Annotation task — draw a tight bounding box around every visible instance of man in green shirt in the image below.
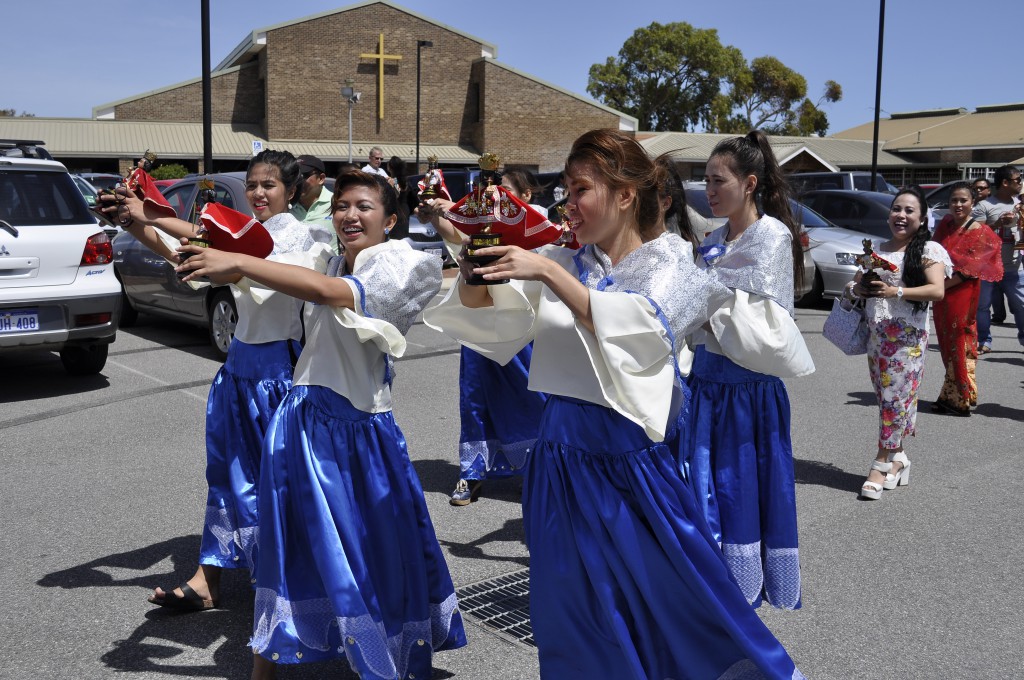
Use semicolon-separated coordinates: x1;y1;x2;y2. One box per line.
291;154;336;251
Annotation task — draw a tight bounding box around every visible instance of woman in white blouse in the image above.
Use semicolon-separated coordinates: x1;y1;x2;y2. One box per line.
687;131;814;611
178;171;466;680
424;130;803;679
105;150;330;612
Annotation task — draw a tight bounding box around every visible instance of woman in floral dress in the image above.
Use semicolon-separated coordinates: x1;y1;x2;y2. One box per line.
851;186;951;500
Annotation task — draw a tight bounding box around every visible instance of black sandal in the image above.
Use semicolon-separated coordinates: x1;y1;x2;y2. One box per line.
149;583;219;612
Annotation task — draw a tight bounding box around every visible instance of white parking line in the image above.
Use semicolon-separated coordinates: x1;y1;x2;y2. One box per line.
109;358;210;404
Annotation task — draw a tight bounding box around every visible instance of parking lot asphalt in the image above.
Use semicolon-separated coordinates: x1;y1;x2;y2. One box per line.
1;297;1022;679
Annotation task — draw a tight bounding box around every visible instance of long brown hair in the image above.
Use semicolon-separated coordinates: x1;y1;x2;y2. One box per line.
565;129;667;242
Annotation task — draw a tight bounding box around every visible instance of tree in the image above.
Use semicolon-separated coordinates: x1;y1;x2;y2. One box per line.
151;163;189;180
0;108;35;117
587;22;745;132
710;57;842;135
588;24;842;136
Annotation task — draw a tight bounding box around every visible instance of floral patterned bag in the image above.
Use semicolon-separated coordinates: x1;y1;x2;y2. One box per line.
823;296;868;355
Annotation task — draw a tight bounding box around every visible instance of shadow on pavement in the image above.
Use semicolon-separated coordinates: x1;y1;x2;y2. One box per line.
37;536;201;591
793;458;862;495
0;352;111;403
843;391;877;408
38;538;454;679
438;517;529;569
972;401;1024;421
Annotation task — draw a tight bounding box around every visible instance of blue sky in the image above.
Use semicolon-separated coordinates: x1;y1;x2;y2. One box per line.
3;0;1018;135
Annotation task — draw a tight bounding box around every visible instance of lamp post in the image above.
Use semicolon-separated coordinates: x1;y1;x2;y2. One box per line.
341;79;361;163
416;40;433;173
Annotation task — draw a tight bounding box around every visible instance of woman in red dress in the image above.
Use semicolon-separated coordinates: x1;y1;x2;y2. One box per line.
931;181;1003;416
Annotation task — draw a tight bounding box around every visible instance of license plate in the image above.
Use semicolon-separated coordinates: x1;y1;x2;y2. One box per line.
0;308;39;334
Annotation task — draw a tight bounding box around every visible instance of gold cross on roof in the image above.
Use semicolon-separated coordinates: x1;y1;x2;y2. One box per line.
360;33;402;120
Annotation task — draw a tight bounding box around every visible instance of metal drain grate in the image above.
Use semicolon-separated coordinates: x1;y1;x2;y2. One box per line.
456;568;535;647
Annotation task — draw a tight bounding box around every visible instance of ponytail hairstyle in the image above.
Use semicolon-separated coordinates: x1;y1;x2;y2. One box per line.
565;129;667;242
709;130;803;291
248;149;302;205
893;185;932;313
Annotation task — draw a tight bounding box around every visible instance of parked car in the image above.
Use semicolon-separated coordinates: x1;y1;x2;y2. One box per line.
71;174;100;208
800;223;879;303
113;172;340;360
0;141;121;375
153;178;180;191
114;172;250;360
78;172;124;193
925;180;965;220
788;171;897;195
798;189;897;240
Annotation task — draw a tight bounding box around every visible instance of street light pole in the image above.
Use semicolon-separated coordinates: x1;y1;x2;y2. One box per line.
341;79;360;163
416;40;433;173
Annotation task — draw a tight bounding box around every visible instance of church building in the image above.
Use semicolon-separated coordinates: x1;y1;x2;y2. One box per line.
4;0;636;176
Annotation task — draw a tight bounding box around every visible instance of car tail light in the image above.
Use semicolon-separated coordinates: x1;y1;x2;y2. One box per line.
81;233;113;265
798;231;810;249
74;312;113;327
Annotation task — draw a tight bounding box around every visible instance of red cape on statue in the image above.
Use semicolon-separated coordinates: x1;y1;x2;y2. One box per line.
199;203;275;258
443;185;574;250
126;168;176;218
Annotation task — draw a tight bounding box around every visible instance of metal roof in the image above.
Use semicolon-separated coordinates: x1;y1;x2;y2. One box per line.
831;104;1024;152
638;131;912;167
0;117;481;163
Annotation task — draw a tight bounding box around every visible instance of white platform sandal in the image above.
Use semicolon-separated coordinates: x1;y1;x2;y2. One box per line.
883;451;911;490
860;459;892;500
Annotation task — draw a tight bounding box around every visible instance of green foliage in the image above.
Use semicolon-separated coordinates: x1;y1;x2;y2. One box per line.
587;22;744;132
0;108;35;117
588;24;841;136
150;163;189;180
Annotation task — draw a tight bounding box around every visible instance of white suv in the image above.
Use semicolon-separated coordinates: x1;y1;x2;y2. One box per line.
0;141;121;375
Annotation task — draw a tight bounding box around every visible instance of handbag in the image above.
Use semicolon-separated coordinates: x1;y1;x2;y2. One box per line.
822;295;868;356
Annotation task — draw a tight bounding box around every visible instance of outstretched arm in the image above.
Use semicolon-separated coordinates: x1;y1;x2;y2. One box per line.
98;187;200;241
177;245;355;309
469;245;593;333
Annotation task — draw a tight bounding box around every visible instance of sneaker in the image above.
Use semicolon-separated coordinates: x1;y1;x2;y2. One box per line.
450;479;483;506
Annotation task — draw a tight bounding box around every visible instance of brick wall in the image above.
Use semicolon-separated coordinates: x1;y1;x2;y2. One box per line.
105;3;625;171
476;61;622;172
264;4;486;145
114;64;263;124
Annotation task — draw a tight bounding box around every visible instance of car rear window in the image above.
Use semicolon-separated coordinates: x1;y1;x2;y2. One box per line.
0;169;94;226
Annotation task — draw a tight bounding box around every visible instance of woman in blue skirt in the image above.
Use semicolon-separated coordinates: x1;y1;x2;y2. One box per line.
420;166;549;505
688;131;815;610
179;170;466;680
108;150;331;611
425;129;804;679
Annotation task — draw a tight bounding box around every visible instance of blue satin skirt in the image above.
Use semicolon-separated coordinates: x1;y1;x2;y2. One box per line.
457;345;546;480
687;346;801;610
250;385;467;677
199;338;297;570
524;395;803;680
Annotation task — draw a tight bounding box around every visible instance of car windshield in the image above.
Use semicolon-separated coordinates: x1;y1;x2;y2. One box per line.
0;170;95;226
